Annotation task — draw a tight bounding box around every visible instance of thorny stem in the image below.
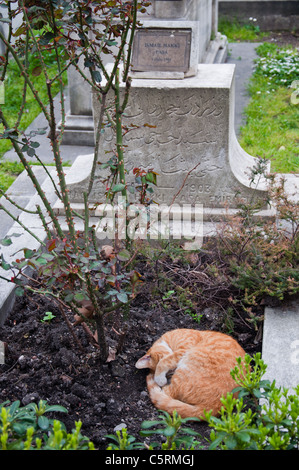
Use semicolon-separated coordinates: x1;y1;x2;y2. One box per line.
122;0;138;82
87;93;107;197
57;302;84;352
85;271;109;362
0;190;38;215
115;69;127;197
15;30;29;129
46;79;77;246
0;0;12;82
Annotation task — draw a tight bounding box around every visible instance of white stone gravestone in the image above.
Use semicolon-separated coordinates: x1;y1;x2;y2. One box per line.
54;0;272;245
58;60;95;146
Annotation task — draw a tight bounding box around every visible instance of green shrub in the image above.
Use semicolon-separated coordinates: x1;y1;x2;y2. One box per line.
218;17;268;42
0;399;95;450
205;353;299;450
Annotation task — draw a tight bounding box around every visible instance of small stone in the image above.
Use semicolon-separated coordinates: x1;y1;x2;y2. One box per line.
22;392;40;406
110;361;126;378
114;423;127;432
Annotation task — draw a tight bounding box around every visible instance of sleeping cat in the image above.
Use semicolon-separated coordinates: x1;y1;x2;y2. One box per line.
135;328;246;419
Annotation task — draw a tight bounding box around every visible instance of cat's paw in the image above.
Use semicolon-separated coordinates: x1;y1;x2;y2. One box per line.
154;372;168;387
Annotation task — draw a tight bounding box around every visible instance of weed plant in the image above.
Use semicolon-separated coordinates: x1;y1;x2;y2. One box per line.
218;16;268;42
136;167;298;330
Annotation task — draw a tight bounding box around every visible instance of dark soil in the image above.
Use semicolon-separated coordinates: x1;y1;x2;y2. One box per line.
260;30;299;48
0;251;263;450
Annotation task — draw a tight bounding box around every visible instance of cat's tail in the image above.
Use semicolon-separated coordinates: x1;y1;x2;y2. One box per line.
146;374;215;420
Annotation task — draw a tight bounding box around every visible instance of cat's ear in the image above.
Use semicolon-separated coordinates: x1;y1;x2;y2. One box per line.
135;354;152;369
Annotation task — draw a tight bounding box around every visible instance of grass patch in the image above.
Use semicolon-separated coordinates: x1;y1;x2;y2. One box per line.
0;47;67;192
0;161;25;192
218;16;269;42
239;43;299;173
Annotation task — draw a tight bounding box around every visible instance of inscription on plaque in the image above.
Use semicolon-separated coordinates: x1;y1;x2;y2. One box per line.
132;29;191;73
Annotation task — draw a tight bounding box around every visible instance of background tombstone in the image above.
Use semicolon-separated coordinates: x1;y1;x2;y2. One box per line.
57;59;95;146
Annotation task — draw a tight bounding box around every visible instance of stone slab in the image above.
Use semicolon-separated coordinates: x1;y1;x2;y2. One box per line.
262;300;299;391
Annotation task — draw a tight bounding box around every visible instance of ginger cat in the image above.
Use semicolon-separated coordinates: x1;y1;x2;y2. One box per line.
135;328;246;419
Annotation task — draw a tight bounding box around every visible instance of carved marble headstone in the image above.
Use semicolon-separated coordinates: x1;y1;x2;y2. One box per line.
59;64;269;217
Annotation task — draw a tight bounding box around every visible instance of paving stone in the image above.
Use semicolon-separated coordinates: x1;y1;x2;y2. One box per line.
262;300;299;391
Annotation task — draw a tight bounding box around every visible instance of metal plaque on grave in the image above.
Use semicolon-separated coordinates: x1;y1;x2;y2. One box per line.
132;29;191;73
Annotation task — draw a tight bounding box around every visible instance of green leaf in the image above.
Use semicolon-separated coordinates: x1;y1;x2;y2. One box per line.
27;147;36;157
15;286;24;296
1;254;11;270
117;249;131;261
0;237;12;246
8;401;21;417
64;293;74;302
141;420;162;429
91;70;102;83
24;248;35;259
74;292;86;302
38;415;50;431
116;292;128;303
163;425;176;437
112;183;126;193
225;434;238;450
12;422;31;436
30;141;40;148
35;257;48;266
43;405;68;414
209;435;225;450
180;427;201;436
236;430;251;443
